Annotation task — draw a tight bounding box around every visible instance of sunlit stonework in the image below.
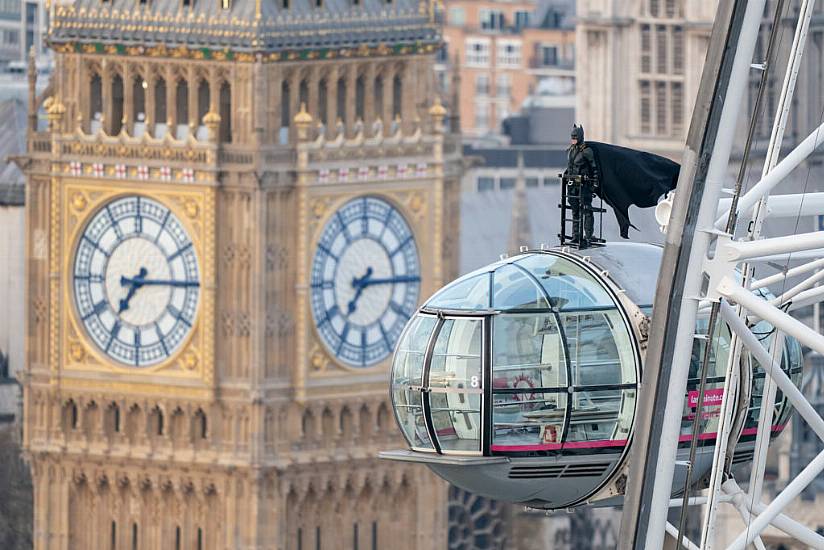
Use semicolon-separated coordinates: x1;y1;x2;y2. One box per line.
20;0;462;546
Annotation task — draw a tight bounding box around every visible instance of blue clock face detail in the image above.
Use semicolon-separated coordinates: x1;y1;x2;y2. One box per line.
310;196;421;368
72;195;200;367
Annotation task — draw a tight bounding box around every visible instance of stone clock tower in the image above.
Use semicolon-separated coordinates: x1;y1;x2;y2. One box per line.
19;0;461;546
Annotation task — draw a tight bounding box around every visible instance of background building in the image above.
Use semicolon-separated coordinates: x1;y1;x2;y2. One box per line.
0;97;26;432
575;0;717;158
20;0;463;547
439;0;575;139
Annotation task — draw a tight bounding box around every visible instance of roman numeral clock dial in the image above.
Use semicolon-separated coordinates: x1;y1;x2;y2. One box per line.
72;195;200;367
310;196;421;368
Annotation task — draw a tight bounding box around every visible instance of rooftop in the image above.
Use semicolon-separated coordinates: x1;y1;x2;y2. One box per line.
50;0;440;55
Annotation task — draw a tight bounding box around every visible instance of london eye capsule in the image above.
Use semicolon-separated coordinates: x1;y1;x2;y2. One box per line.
380;243;802;509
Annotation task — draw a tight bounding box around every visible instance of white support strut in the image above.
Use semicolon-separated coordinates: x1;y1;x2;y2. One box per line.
714;120;824;227
641;2;768;547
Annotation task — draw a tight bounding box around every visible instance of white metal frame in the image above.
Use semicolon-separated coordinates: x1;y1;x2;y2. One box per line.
639;0;824;548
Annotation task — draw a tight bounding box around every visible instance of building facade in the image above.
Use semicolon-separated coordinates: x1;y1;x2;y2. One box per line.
576;0;716;157
19;0;462;547
438;0;575;138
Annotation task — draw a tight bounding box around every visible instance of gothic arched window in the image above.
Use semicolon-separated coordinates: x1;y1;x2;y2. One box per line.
219;81;232;143
336;77;346;124
89;73;102;129
197;79;209;125
176;79;189;130
392;74;402;119
374;76;384;121
318;78;328;124
132;75;146;129
355;75;365;121
154;78;167;128
111;73;124;135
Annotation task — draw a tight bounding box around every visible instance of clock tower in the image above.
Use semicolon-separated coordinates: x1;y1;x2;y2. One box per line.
20;0;461;546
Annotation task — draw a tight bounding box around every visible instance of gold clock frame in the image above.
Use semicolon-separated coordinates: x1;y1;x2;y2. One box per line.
301;187;437;378
53;178;216;396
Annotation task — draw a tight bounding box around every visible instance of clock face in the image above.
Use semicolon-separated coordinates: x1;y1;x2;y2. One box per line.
310;196;421;368
72;195;200;367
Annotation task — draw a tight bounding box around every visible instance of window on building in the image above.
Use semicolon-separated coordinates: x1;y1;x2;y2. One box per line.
648;0;660;17
337;77;347;123
90;73;103;123
497;40;521;67
436;43;448;63
655;25;668;74
480;9;504;30
372;77;382;120
355;75;365;121
111;74;124;135
197;79;209;126
475;74;490;96
221;0;230;8
640;80;652;135
526;177;539;188
219;81;232;143
465;39;490;66
496;74;510;98
477;177;494;192
672;82;683;134
448;6;465;25
176;79;189;127
665;0;682;18
500;177;516;190
673;26;684;74
655;81;667;135
392;75;402;118
640;25;651;73
319;79;329;124
540;45;558;66
475;105;489;131
514;11;530;29
281;80;290;130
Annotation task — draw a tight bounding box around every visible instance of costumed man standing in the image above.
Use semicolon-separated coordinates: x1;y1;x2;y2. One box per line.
564;124;598;246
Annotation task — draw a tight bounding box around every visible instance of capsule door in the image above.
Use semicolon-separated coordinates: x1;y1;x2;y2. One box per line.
425;316;485;455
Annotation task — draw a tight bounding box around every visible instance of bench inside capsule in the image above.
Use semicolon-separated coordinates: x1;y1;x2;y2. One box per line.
380;243;802;509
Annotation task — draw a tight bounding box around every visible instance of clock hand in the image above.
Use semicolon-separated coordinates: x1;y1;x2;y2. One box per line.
354;275;421;288
351;266;374;288
347;266;374;315
119;278;200;288
118;267;148;313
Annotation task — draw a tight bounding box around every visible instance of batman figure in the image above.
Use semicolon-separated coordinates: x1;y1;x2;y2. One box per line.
564;124;598;245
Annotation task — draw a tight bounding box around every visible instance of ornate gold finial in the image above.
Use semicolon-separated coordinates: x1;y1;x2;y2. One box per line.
293;102;313;125
429;96;447;134
294;103;313;141
203;111;221;142
429;95;447;118
45;97;66;131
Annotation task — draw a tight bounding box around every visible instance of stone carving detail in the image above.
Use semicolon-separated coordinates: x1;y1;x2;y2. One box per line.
448;486;507;550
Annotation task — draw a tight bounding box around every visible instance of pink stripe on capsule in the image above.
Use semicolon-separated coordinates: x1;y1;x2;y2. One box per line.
490;439;628;452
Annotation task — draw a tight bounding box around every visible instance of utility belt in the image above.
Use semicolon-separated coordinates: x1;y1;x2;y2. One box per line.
561;174;598;188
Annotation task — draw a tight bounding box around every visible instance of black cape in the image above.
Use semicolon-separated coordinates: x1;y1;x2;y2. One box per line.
587;141;680;238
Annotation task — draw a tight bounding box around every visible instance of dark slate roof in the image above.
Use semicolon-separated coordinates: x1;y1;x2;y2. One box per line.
50;0;439;53
463;145;567;169
0;99;25;206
